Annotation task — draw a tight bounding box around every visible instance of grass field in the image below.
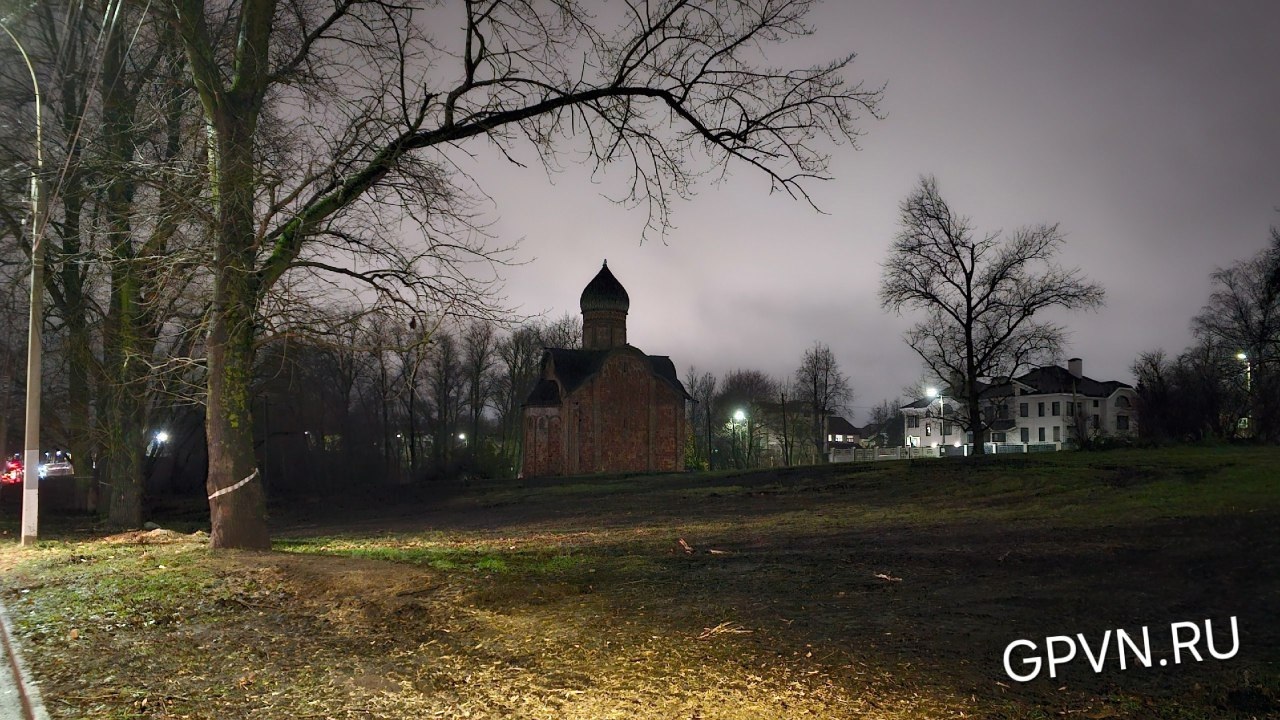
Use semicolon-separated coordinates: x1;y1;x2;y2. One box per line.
1;447;1277;719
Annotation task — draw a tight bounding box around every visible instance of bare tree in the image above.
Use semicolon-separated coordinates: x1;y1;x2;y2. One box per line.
683;366;716;470
427;332;467;471
461;319;496;459
879;176;1105;456
794;342;851;461
766;378;810;466
493;323;543;471
867;398;901;446
1191;237;1280;442
717;369;776;468
538;313;582;350
162;0;881;546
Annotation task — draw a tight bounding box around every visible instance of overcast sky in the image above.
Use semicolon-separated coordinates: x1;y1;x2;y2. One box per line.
463;0;1280;423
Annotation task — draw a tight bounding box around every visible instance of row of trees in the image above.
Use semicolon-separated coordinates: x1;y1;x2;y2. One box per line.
877;176;1279;450
685;342;852;470
0;0;881;547
245;312;582;491
1132;229;1280;444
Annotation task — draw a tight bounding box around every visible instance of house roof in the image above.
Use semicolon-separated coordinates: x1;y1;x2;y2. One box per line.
902;364;1133;409
523;347;692;407
827;416;859;435
1015;365;1132;398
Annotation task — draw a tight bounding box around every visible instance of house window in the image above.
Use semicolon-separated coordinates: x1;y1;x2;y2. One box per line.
992;432;1006;443
1091;414;1100;428
1067;401;1075;415
1093;399;1100;408
1117;415;1130;431
907;416;919;429
1038;402;1045;417
943;422;953;435
1052;401;1060;416
1053;426;1061;442
925;423;932;436
1020;428;1030;443
1117;396;1131;408
835;434;844;442
1038;427;1046;442
1019;403;1029;418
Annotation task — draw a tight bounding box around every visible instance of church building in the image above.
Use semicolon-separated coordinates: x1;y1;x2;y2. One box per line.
521;262;691;476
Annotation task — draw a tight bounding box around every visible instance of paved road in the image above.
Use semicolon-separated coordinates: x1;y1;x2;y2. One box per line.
0;655;25;720
0;601;41;720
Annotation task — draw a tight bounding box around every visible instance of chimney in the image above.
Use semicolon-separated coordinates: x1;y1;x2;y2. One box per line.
1068;358;1083;379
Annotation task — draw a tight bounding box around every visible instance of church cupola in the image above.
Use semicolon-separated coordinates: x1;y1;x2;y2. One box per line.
580;260;629;350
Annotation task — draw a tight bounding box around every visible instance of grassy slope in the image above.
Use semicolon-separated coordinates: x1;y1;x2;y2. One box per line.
0;447;1277;719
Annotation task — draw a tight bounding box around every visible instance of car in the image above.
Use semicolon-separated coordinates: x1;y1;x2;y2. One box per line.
1;455;21;485
39;450;75;478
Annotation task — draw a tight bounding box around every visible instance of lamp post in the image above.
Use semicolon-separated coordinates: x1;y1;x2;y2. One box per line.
926;387;946;450
3;22;46;546
732;409;746;468
1237;352;1251;432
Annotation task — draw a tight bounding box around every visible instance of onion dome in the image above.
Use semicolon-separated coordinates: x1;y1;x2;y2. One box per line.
579;260;630;313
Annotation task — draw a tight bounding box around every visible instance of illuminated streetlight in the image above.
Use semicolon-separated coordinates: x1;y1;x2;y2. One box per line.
926;387;946;449
3;22;47;546
155;431;170;444
1237;352;1252;433
730;409;747;468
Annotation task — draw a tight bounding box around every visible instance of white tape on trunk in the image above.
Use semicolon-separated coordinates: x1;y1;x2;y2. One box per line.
208;468;259;501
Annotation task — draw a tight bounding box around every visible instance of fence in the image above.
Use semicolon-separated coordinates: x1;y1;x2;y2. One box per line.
829;442;1064;463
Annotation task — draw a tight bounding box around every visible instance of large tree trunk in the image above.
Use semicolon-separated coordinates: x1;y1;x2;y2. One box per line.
206;293;269;548
204;99;270;549
967;375;986;457
101;16;145;527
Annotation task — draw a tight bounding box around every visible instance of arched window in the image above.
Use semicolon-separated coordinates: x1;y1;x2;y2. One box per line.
1116;396;1131;408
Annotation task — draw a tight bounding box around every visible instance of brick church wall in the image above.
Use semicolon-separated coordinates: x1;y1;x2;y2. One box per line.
569;352;685;474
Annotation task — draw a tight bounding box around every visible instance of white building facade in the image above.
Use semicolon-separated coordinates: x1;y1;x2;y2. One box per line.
902;358;1138;451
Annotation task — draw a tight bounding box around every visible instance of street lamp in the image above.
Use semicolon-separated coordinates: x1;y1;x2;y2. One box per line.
1237;352;1252;432
926;387;946;449
732;409;746;467
3;22;47;546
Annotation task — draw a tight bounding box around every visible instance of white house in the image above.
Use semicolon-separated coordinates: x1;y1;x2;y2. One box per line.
902;358;1138;450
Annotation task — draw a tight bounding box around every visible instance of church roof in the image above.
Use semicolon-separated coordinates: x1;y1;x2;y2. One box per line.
523;347;692;407
579;261;630;313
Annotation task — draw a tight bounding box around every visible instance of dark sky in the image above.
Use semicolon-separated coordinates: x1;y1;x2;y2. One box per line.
465;0;1280;421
